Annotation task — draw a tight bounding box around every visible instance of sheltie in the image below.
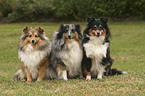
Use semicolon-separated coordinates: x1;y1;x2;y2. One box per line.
50;24;83;80
14;26;53;82
82;17;127;80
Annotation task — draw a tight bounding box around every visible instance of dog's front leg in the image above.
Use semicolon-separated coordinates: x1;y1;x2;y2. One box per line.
97;66;105;80
37;66;47;82
57;64;68;80
57;70;68;80
24;67;32;82
85;69;91;80
36;58;49;82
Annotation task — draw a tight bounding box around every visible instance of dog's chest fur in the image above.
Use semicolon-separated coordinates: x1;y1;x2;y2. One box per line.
59;40;83;77
18;44;48;79
83;36;109;76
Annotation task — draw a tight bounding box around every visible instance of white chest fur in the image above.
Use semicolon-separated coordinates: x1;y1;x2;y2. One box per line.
59;40;83;77
18;44;48;79
83;36;109;76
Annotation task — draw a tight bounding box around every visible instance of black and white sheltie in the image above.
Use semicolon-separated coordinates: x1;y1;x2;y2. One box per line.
82;17;127;80
50;24;83;80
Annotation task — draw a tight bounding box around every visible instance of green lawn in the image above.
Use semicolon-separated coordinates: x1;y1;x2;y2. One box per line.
0;21;145;96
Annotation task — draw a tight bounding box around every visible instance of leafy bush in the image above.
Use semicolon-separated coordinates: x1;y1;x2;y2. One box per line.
51;0;145;21
8;0;54;22
0;0;14;18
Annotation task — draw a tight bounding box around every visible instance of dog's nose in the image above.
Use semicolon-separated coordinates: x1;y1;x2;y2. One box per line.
68;35;71;39
97;32;100;36
32;40;35;44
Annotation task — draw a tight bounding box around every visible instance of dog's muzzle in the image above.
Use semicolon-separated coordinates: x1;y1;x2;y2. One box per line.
31;39;35;44
68;35;71;39
96;30;101;37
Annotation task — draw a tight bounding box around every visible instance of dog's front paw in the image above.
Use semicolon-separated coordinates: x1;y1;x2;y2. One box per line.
63;77;68;80
86;76;91;80
26;79;32;82
97;76;102;80
36;80;41;82
22;79;26;81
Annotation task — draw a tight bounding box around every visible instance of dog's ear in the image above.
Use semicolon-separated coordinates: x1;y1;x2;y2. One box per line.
59;24;64;32
87;17;95;24
75;24;82;39
35;27;45;34
75;24;81;32
23;26;32;33
100;17;108;23
57;24;65;39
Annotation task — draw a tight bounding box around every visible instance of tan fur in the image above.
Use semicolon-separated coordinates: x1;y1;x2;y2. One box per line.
37;57;49;81
84;69;91;76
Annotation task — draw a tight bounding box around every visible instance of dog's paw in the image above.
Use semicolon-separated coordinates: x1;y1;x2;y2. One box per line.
63;77;68;80
36;80;41;82
22;79;26;82
26;79;32;82
97;76;102;80
86;76;91;80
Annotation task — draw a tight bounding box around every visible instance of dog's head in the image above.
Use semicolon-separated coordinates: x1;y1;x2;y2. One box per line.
84;17;110;38
57;24;82;41
21;26;45;46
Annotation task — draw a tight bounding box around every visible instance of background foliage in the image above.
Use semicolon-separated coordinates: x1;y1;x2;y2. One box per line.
0;0;145;22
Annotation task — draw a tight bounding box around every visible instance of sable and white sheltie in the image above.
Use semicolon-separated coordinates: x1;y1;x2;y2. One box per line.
82;17;127;80
14;26;53;82
50;24;83;80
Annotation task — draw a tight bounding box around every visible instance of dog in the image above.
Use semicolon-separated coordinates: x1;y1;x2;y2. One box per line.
82;17;127;80
14;26;52;82
50;24;83;80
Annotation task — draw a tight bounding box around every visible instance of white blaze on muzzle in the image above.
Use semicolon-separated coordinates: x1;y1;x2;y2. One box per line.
96;30;101;36
65;24;76;39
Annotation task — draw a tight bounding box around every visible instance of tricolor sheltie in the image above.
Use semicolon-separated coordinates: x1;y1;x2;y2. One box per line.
82;17;127;80
50;24;83;80
14;26;52;82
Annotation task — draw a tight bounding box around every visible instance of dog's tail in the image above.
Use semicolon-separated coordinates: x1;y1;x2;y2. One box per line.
13;69;25;81
110;69;128;75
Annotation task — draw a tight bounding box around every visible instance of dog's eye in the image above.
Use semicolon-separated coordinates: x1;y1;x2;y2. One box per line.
99;25;102;29
71;29;75;33
93;26;97;29
65;30;68;33
29;35;32;37
35;35;38;37
93;32;96;35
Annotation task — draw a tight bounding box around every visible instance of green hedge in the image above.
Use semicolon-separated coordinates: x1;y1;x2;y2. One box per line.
0;0;14;19
8;0;54;22
52;0;145;21
0;0;145;22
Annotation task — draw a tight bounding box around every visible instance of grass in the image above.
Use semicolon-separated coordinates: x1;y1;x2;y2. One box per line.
0;21;145;96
